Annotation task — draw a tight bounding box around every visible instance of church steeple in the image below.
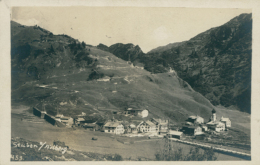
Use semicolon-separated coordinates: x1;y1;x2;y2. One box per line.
211;109;217;122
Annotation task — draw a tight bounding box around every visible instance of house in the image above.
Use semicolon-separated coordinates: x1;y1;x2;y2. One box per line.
125;108;149;118
182;125;203;135
187;115;204;124
220;117;231;128
104;122;124;134
60;117;74;126
124;123;138;134
75;117;86;126
167;130;183;139
206;121;225;132
83;123;97;131
150;118;168;134
137;120;157;133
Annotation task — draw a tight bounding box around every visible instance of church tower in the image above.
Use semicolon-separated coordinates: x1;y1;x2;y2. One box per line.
211;109;217;122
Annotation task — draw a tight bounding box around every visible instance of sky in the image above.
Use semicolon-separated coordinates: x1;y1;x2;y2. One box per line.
11;7;251;53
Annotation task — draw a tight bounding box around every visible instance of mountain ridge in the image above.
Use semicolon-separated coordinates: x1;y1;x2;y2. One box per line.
97;13;252;113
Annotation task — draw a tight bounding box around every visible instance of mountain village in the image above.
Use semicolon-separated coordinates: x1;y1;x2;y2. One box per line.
33;106;231;140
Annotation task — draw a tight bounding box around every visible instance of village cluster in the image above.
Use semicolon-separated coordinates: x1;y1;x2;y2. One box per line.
33;107;231;139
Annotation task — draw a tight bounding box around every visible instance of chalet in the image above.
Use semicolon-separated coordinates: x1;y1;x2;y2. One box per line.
60;117;74;126
124;123;138;134
150;118;168;134
206;121;225;132
125;108;149;118
187;115;204;124
220;117;231;128
83;123;97;131
137;121;157;133
167;130;183;139
104;122;124;134
75;117;86;126
182;125;203;135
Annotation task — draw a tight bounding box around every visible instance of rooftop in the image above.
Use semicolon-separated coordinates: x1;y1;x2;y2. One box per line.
168;130;183;136
84;123;96;127
60;117;72;120
220;117;230;122
183;125;200;129
104;122;122;128
206;121;225;126
145;120;156;126
55;114;64;118
126;109;146;111
76;118;85;122
188;116;197;119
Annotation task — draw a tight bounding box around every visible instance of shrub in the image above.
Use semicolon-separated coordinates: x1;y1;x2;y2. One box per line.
113;154;123;161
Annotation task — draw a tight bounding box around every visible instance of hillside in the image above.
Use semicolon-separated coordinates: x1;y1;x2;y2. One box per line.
11;21;216;123
104;13;252;113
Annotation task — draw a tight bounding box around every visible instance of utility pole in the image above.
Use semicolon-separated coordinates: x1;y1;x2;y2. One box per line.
162;119;171;160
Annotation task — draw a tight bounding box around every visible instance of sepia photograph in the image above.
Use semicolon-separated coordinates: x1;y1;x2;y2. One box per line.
5;4;254;162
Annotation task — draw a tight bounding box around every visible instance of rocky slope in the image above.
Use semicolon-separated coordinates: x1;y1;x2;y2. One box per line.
11;21;215;123
97;43;145;67
103;13;252;113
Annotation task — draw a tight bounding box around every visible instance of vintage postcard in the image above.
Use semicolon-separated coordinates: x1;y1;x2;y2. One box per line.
0;0;260;164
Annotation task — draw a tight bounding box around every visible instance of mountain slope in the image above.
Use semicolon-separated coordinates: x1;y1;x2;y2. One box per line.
11;21;216;123
108;13;251;113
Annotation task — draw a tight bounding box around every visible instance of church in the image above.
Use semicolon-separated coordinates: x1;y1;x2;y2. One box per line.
206;109;227;132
